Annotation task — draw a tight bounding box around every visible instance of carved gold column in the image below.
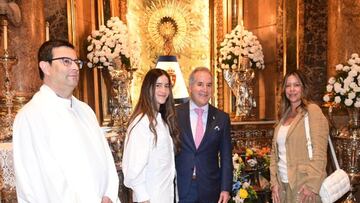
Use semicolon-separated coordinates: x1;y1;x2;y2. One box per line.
0;0;44;115
328;1;360;77
119;0;127;23
215;0;224;110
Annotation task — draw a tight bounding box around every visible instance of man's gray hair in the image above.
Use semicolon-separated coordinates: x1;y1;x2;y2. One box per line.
189;67;212;85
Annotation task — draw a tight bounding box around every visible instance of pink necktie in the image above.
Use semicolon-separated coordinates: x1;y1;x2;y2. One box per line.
194;108;204;148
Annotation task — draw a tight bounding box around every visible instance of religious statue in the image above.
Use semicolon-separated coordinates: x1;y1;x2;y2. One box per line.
158;16;177;55
0;0;21;26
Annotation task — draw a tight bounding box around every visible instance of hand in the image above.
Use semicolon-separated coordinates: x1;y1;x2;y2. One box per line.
101;196;112;203
271;185;281;203
217;191;230;203
297;185;316;203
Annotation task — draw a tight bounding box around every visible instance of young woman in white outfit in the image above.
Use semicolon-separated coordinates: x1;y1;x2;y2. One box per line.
122;69;180;203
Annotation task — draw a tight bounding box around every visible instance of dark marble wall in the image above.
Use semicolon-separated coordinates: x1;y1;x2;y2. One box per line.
277;0;328;105
276;0;284;119
44;0;68;41
302;0;328;103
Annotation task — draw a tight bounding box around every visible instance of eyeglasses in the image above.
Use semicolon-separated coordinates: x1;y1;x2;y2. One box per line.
48;57;84;69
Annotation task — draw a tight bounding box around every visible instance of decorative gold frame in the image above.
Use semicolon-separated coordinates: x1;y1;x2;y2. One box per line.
127;0;214;107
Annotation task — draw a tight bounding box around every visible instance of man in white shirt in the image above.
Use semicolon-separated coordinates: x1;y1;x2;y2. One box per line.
13;40;120;203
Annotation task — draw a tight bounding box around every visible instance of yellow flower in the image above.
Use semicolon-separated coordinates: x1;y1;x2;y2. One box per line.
238;188;248;199
246;148;253;157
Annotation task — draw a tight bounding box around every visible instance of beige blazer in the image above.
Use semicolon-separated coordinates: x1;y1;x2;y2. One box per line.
270;103;329;194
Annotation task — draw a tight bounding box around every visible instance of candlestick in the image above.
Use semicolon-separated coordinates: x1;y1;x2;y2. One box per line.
0;51;17;142
3;19;8;50
45;21;49;41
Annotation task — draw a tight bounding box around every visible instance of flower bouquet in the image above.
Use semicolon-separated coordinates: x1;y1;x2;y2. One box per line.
230;147;271;203
218;24;265;71
234;147;271;171
231;153;258;203
323;53;360;108
86;16;140;71
231;180;258;203
218;24;265;119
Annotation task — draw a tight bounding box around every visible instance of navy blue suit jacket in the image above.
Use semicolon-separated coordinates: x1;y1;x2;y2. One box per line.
175;102;233;202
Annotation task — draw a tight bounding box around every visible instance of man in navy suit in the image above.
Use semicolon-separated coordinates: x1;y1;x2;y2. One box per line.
175;67;233;203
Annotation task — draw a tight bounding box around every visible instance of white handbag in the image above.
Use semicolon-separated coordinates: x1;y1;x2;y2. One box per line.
304;114;350;203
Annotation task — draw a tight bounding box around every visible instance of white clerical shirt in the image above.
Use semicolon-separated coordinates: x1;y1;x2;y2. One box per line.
13;85;120;203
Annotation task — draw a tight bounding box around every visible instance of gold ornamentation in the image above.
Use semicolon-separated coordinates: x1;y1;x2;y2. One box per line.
108;57;135;129
0;45;17;142
223;57;256;120
127;0;208;105
215;0;224;110
143;0;197;54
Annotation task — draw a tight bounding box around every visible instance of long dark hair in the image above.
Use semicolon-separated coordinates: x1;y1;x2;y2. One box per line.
127;68;181;153
280;70;312;118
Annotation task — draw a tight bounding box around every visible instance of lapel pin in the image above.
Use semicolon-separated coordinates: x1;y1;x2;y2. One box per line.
214;126;220;131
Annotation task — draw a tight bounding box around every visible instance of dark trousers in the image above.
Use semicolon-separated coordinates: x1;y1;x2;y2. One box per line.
179;179;199;203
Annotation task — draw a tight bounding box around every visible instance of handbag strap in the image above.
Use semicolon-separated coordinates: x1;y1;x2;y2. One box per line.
328;136;340;170
304;113;313;160
304;113;340;170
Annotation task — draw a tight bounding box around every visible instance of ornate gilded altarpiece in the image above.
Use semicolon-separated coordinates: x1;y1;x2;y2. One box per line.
127;0;211;104
67;0;279;125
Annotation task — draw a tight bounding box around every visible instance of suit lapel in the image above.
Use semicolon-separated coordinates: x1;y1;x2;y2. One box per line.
286;109;306;139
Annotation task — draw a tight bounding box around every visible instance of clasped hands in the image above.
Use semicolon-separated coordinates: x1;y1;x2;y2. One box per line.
271;184;316;203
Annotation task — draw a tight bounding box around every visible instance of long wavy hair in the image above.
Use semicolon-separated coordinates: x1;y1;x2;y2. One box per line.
279;70;312;118
127;68;181;153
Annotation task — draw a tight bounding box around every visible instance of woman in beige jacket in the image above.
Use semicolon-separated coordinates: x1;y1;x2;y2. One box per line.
270;70;329;203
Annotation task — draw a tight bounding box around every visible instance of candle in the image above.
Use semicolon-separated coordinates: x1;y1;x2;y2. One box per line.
3;20;7;50
241;20;244;27
45;22;49;41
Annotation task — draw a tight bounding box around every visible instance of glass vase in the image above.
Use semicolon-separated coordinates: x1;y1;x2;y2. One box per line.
347;107;360;138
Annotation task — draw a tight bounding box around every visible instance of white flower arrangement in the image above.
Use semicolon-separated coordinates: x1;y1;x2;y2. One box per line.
218;24;265;70
86;16;140;71
323;53;360;107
